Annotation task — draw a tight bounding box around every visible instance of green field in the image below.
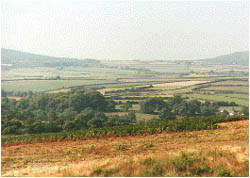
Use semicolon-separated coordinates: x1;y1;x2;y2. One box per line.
183;93;249;106
1;66;140;80
1;63;249;109
219;106;243;111
209;80;249;86
222;93;249;100
1;79;114;92
201;85;249;93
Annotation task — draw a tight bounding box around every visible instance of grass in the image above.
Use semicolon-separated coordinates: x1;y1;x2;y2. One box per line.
202;86;249;93
222;93;249;100
117;78;180;83
1;66;137;80
219;106;243;112
2;120;248;177
1;79;115;92
153;81;209;89
150;65;191;73
92;150;247;177
135;113;158;122
209;80;249;86
184;93;249;106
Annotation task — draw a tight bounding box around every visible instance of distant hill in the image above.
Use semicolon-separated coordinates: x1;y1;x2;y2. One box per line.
1;48;100;68
201;51;249;66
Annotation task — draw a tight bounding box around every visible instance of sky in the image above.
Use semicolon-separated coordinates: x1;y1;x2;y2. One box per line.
1;0;249;60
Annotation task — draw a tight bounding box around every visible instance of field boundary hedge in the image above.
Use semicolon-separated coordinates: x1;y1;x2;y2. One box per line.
2;115;248;146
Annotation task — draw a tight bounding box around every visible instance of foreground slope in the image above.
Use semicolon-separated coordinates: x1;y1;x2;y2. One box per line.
1;120;249;177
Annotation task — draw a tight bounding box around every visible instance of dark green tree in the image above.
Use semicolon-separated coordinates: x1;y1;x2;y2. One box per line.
87;118;103;128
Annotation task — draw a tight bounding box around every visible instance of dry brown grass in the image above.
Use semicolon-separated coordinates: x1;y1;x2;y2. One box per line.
1;120;248;177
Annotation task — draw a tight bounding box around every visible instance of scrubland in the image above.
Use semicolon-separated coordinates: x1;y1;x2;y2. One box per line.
2;120;248;177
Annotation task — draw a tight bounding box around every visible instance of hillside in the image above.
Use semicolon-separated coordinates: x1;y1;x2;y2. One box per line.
2;48;249;68
1;48;100;68
2;120;248;177
202;51;249;66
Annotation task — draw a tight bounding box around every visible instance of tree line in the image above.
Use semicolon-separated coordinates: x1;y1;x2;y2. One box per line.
2;89;247;136
1;89;136;135
140;96;242;120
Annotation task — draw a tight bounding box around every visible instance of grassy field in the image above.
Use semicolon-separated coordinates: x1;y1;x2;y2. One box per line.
1;79;115;92
149;65;191;73
105;111;157;122
1;120;248;177
219;106;243;111
201;86;249;93
2;64;249;114
117;78;181;83
152;81;209;89
183;93;249;106
209;80;249;86
222;93;249;100
1;66;138;80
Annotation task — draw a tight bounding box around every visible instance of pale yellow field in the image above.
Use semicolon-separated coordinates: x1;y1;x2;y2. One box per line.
99;80;210;95
98;87;130;94
117;78;184;83
153;81;209;88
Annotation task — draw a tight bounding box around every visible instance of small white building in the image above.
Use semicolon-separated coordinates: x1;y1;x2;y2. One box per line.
220;109;236;116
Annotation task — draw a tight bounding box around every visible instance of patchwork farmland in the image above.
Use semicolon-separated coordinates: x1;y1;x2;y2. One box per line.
1;49;249;177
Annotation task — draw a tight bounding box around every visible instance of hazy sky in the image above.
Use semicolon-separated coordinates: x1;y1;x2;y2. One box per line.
1;1;249;60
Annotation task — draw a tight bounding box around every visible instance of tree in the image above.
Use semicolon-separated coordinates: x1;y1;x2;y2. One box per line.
33;95;49;110
201;105;217;116
127;111;137;123
34;109;47;121
79;108;95;120
187;100;201;116
106;100;116;111
68;92;88;113
58;108;77;121
48;110;57;121
1;90;7;97
94;112;108;122
16;99;30;110
140;98;166;114
87;118;103;128
172;101;189;116
168;95;183;106
86;90;108;111
74;111;92;129
63;121;77;131
27;121;46;134
45;122;62;132
239;106;249;116
2;125;19;135
103;117;119;127
159;104;175;120
121;102;132;111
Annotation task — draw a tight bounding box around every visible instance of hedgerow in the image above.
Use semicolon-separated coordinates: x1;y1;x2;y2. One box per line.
2;115;248;146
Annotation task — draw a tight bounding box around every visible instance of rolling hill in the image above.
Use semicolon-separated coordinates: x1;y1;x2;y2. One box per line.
2;48;249;68
202;51;249;66
1;48;100;68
